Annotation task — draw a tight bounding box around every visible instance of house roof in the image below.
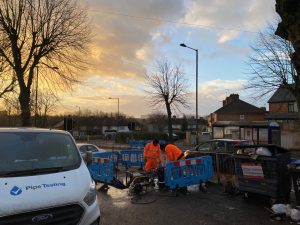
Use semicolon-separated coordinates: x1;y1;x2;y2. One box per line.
266;112;298;120
214;99;265;114
268;87;296;103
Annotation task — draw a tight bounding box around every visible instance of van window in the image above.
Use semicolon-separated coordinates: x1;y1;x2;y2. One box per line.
0;132;81;177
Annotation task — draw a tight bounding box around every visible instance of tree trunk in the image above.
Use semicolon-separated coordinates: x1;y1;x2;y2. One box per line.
296;95;300;127
19;87;31;126
166;103;173;142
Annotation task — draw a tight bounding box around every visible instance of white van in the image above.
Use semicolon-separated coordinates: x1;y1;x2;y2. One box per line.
0;128;100;225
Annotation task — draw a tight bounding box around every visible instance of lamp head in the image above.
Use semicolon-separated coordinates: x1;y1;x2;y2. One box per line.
180;43;187;47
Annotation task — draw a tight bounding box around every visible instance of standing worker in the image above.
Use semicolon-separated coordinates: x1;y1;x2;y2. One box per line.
162;143;185;162
143;139;161;172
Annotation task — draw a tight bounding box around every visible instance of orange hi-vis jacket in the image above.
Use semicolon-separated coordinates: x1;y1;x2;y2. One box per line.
143;142;161;171
165;144;184;162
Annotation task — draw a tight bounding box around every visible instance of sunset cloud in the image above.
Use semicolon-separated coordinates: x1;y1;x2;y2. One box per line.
53;0;276;117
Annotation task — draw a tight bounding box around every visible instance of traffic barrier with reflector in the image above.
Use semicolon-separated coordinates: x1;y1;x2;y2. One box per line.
88;157;115;184
164;156;213;190
119;150;144;167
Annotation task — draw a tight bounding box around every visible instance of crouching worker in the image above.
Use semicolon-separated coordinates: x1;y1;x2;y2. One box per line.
161;143;188;194
143;139;161;172
162;143;185;162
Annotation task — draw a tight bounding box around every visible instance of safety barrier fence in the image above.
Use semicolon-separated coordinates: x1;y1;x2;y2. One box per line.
89;154;213;190
162;156;213;190
92;150;168;168
119;150;144;167
90;150;234;185
89;157;115;184
93;151;119;164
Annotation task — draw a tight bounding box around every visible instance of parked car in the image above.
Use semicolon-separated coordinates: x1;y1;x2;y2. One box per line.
194;139;252;153
0;128;100;225
104;129;117;140
77;143;106;157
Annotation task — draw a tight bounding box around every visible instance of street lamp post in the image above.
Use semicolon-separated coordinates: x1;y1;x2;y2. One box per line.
108;97;120;131
180;43;199;145
76;105;81;116
76;105;81;137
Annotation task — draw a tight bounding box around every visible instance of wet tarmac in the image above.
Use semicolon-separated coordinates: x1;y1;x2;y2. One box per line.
97;183;291;225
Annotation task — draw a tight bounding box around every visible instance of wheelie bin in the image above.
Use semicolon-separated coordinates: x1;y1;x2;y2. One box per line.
234;145;291;204
289;160;300;206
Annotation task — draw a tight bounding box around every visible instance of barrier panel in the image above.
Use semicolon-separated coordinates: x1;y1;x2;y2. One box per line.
164;156;213;190
93;151;120;164
119;150;144;167
128;140;146;148
88;157;115;184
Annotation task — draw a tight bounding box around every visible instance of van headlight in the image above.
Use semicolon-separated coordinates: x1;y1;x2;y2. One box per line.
83;180;97;206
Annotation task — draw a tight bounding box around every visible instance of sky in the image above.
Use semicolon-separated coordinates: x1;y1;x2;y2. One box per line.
58;0;277;118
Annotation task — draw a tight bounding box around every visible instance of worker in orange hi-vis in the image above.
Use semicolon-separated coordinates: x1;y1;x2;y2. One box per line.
143;139;161;172
163;144;185;162
161;143;189;194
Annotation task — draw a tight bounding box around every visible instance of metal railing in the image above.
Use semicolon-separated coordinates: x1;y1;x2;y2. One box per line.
187;151;236;184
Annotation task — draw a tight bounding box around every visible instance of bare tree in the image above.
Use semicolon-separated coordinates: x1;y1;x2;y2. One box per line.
275;1;300;121
246;23;300;119
3;93;21;116
0;0;90;126
145;60;190;142
36;91;59;127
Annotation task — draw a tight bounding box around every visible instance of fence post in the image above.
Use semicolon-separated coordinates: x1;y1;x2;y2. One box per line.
215;152;221;184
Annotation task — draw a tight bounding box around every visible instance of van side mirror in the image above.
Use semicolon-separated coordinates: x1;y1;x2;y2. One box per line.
85;151;93;166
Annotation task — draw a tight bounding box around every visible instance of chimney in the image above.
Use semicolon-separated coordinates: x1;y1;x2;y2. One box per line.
223;94;239;106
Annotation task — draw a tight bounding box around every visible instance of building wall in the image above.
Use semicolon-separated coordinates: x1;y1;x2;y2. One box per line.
215;113;265;121
269;103;288;113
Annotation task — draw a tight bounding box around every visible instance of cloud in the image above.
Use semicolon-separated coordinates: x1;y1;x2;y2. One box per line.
218;30;240;44
54;0;275;117
83;0;186;80
183;0;275;43
58;77;246;117
188;79;248;115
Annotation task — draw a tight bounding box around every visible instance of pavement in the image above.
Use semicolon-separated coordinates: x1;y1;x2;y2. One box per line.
97;183;291;225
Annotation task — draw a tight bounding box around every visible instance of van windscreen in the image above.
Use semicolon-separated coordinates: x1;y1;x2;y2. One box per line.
0;132;81;177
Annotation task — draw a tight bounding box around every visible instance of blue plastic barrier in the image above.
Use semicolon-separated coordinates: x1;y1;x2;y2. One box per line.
119;150;144;167
89;157;115;183
164;156;213;190
93;151;120;164
128;140;146;148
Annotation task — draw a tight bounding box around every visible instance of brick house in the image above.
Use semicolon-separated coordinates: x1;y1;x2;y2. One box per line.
209;94;273;142
210;94;266;124
266;86;298;125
